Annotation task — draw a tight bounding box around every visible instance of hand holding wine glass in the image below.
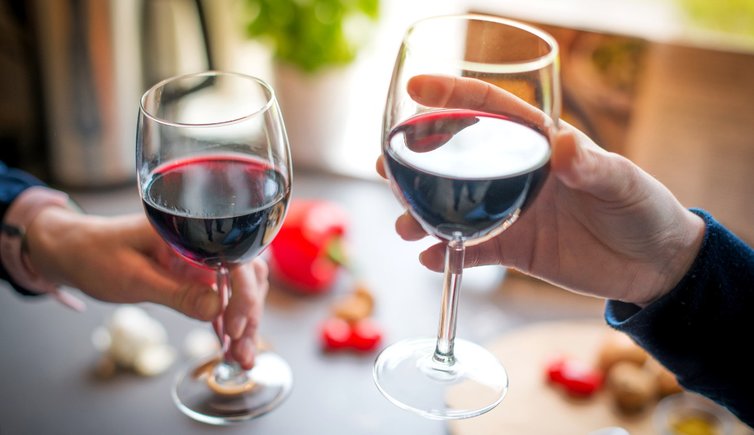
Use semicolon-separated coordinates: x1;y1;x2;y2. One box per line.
373;15;561;419
16;205;269;359
382;73;706;308
137;71;293;424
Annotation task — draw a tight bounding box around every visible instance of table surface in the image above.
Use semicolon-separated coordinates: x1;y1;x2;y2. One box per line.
0;171;605;435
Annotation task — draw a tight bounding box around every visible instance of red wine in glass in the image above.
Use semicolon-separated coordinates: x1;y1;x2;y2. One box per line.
384;109;550;243
137;71;293;425
374;14;560;420
142;154;289;267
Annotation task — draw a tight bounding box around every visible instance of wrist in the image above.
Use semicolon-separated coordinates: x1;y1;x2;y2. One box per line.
635;209;706;308
0;187;85;311
25;206;83;285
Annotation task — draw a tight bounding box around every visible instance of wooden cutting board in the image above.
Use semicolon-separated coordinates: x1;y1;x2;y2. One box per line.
447;320;655;435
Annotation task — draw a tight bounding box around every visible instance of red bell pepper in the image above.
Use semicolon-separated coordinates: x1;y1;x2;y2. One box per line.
268;199;350;294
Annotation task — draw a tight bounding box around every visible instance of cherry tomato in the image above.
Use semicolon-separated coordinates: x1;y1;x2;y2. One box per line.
348;319;383;352
319;317;384;352
546;357;603;397
320;317;351;350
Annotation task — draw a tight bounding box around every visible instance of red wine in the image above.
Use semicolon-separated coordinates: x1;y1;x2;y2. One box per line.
142;154;289;267
385;110;550;241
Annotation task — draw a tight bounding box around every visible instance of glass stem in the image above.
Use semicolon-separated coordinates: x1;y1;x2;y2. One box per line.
211;267;251;386
433;234;465;366
212;266;233;364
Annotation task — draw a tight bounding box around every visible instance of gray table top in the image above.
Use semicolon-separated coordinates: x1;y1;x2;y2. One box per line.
0;171;603;435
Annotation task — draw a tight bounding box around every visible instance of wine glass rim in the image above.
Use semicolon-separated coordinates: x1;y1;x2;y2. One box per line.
404;14;559;74
139;70;276;127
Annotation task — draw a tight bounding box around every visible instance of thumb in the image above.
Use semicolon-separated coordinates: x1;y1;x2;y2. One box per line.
551;128;593;188
123;216;222;320
167;282;222;321
133;264;222;321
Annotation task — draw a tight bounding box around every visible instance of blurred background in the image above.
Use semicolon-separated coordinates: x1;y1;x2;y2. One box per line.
1;0;752;243
1;1;753;433
1;0;754;301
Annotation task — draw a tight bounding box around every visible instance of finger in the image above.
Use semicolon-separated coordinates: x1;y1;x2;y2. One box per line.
463;238;507;269
231;335;257;370
251;258;270;288
147;254;220;320
551;128;638;201
418;243;445;272
418;240;505;273
407;75;547;128
395;212;428;241
375;156;387;179
224;263;265;340
130;262;221;321
226;261;268;369
109;219;220;320
400;113;480;153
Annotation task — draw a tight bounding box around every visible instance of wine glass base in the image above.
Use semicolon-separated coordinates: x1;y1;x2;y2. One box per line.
172;351;293;425
373;337;508;420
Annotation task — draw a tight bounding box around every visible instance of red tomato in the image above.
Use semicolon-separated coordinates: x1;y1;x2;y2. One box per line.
546;357;603;397
546;358;568;384
348;319;383;352
319;317;384;353
320;318;352;350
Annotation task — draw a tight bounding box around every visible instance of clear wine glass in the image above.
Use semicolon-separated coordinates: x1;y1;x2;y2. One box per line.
136;71;293;425
374;15;561;419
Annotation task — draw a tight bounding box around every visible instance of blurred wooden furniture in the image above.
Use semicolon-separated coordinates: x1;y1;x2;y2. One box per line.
470;0;754;244
626;44;754;244
468;0;754;55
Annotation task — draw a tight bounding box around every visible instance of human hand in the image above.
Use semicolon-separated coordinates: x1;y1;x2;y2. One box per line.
24;209;268;369
377;74;705;307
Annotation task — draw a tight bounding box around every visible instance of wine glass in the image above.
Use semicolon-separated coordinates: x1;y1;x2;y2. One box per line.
136;71;293;425
374;15;561;419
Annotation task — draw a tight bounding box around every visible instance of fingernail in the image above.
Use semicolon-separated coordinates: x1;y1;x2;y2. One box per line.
418;251;427;266
415;77;445;104
236;337;256;368
196;290;220;320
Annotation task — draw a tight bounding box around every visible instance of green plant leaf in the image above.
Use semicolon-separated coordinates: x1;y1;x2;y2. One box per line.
242;0;380;73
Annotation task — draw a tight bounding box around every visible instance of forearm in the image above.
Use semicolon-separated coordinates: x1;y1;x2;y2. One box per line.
605;209;754;427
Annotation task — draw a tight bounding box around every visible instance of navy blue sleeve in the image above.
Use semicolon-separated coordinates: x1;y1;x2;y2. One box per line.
605;209;754;428
0;161;47;296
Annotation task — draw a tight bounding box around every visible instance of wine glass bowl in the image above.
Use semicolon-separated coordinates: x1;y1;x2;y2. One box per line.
374;15;561;420
383;108;552;244
137;71;293;425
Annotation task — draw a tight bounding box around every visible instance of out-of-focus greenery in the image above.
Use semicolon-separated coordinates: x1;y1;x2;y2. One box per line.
590;37;647;94
242;0;380;73
678;0;754;39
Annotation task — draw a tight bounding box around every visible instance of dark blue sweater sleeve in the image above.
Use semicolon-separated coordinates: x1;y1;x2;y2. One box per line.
0;161;47;296
605;209;754;428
